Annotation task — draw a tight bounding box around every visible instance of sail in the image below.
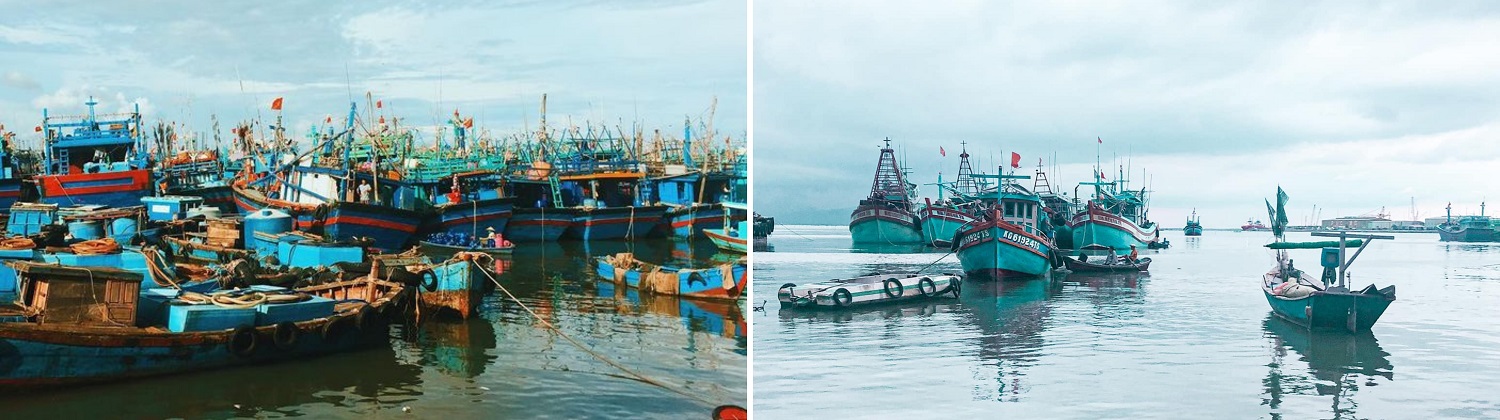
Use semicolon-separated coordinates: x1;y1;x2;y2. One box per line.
1274;187;1289;236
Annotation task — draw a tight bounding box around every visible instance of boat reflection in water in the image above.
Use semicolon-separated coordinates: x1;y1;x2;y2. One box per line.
776;299;958;322
405;318;499;379
597;281;746;350
955;277;1060;402
1261;316;1393;419
0;345;421;418
849;243;932;255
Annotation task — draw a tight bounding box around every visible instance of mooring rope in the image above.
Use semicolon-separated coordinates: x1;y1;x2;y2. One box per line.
473;267;716;406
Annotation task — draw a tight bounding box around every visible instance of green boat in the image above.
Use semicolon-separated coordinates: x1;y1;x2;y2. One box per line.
1184;209;1203;236
850;138;922;244
1261;188;1395;332
953;172;1055;279
1068;166;1159;254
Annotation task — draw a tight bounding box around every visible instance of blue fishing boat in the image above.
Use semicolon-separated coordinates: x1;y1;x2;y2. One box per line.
150;121;235;214
1184;209;1203;236
0;262;407;390
557;172;667;240
655;171;736;238
414;254;494;319
503;177;574;242
851;138;923;244
0;130;31;212
1261;188;1395;332
1068;167;1160;254
423;171;513;237
704;202;749;254
1436;202;1492;242
31;98;153;208
595;253;746;301
953;172;1056;279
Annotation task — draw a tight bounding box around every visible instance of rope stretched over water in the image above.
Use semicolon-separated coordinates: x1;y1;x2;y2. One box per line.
473;265;716;407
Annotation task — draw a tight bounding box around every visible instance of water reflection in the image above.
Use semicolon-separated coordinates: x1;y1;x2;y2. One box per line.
776;300;958;322
0;345;422;419
406;318;499;379
1185;236;1202;249
956;278;1060;402
849;243;935;254
1261;316;1393;419
597;283;746;343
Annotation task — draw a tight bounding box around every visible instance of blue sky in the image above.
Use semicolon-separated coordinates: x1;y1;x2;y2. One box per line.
754;1;1500;227
1;0;744;150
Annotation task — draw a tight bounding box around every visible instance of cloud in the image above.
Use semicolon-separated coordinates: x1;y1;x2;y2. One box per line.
2;71;39;92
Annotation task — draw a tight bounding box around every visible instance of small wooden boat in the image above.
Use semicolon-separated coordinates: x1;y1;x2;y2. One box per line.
415;253;496;319
594;253;745;301
1062;255;1151;273
1261;190;1395;332
419;240;515;255
777;272;963;309
0;261;407;390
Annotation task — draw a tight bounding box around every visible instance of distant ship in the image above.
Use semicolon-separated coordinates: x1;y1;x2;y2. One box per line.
1241;219;1269;231
1184;209;1203;236
1437;202;1494;242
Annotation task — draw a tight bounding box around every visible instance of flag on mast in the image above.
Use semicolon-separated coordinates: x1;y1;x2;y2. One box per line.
270;97;284;111
1097;137;1103;144
1010;152;1021;168
940;146;946;157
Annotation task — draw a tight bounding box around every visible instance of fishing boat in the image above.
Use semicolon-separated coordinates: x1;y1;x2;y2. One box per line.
1436;202;1493;242
918;144;983;248
424;171;514;238
703;202;749;254
151;122;234;214
777;272;963;308
1242;219;1269;231
1261;188;1395;332
503;176;575;242
0;129;32;213
594;252;745;300
0;262;406;390
415;253;495;318
29;98;153;208
418;231;516;256
953;170;1056;279
1032;162;1076;250
1184;209;1203;236
1069;170;1159;254
1061;255;1151;273
850;138;923;244
654;170;736;238
554;171;667;240
753;212;774;249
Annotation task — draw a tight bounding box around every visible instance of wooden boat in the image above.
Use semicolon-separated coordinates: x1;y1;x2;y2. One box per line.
778;272;963;309
414;253;495;319
594;253;745;301
703;202;748;254
1261;190;1395;332
1061;255;1151;273
0;261;407;390
850;139;923;244
953;176;1056;279
30;99;155;208
1068;165;1159;252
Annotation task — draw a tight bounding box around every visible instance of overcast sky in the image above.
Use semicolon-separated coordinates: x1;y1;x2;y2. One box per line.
754;1;1500;227
1;0;743;150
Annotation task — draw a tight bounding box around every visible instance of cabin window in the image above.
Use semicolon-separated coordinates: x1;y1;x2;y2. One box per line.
1005;202;1015;217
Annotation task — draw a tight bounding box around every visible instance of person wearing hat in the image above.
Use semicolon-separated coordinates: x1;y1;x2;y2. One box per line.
1127;244;1139;264
483;227;499;248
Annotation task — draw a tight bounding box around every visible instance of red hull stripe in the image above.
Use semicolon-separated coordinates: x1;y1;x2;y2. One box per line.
511;219;573;227
439;212;511;228
324;216;418;233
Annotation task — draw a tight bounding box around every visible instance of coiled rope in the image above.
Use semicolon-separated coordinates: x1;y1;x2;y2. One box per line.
70;238;121;255
0;237;36;250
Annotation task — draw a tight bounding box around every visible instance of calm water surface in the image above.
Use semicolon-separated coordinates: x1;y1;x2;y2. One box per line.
754;225;1500;418
0;238;746;419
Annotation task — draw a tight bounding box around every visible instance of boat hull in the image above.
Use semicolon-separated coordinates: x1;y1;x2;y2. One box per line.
34;170;153;208
849;205;923;244
324;202;424;251
703;228;747;254
1062;256;1151;273
177;184;236;215
1438;226;1493;242
505;208;574;242
954;220;1054;279
919;205;975;248
422;259;492;318
1263;287;1394;332
778;273;962;308
564;206;667;240
1068;207;1158;254
0;178;22;213
664;203;725;238
433;198;513;236
1184;226;1203;236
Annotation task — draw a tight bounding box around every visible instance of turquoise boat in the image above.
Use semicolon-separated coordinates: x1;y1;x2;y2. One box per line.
419;255;494;319
1184;209;1203;236
1261;188;1395;332
850;138;922;244
953;173;1055;279
1436;202;1493;242
704;202;749;254
1068;168;1159;254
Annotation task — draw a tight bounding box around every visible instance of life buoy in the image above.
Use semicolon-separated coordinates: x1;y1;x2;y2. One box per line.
832;288;853;306
227;325;259;358
917;277;937;296
271;321;299;351
883;278;904;299
322;316;349;341
420;270;439;292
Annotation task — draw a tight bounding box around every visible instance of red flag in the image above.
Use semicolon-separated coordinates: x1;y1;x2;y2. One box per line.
940;146;946;157
34;125;42;132
463;117;474;129
1100;171;1108;180
1097;137;1102;144
378;116;386;124
1010;152;1021;168
271;97;283;111
325;115;332;123
376;100;383;109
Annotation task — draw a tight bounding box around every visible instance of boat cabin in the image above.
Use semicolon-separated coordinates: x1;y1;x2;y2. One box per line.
41;98;146;176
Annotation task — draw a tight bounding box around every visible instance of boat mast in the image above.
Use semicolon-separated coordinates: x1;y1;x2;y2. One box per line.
869;137;910;204
955;141;977;196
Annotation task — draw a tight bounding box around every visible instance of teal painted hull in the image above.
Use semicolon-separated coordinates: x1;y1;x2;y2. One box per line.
1184;225;1203;236
1263;287;1393;332
920;216;969;248
1072;222;1149;254
850;218;923;244
954;224;1052;279
1053;224;1074;249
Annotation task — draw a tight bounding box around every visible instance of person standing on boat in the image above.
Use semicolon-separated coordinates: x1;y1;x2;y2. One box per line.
447;177;462;204
357;180;373;204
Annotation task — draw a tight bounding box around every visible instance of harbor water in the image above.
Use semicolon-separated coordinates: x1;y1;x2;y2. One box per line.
754;226;1500;418
0;239;746;418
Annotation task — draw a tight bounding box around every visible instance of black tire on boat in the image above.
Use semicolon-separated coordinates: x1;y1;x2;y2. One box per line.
322;316;350;341
833;288;853;306
228;325;259;358
883;278;904;299
272;321;300;351
918;277;936;296
355;305;379;331
951;279;963;297
779;283;796;291
420;269;439;292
